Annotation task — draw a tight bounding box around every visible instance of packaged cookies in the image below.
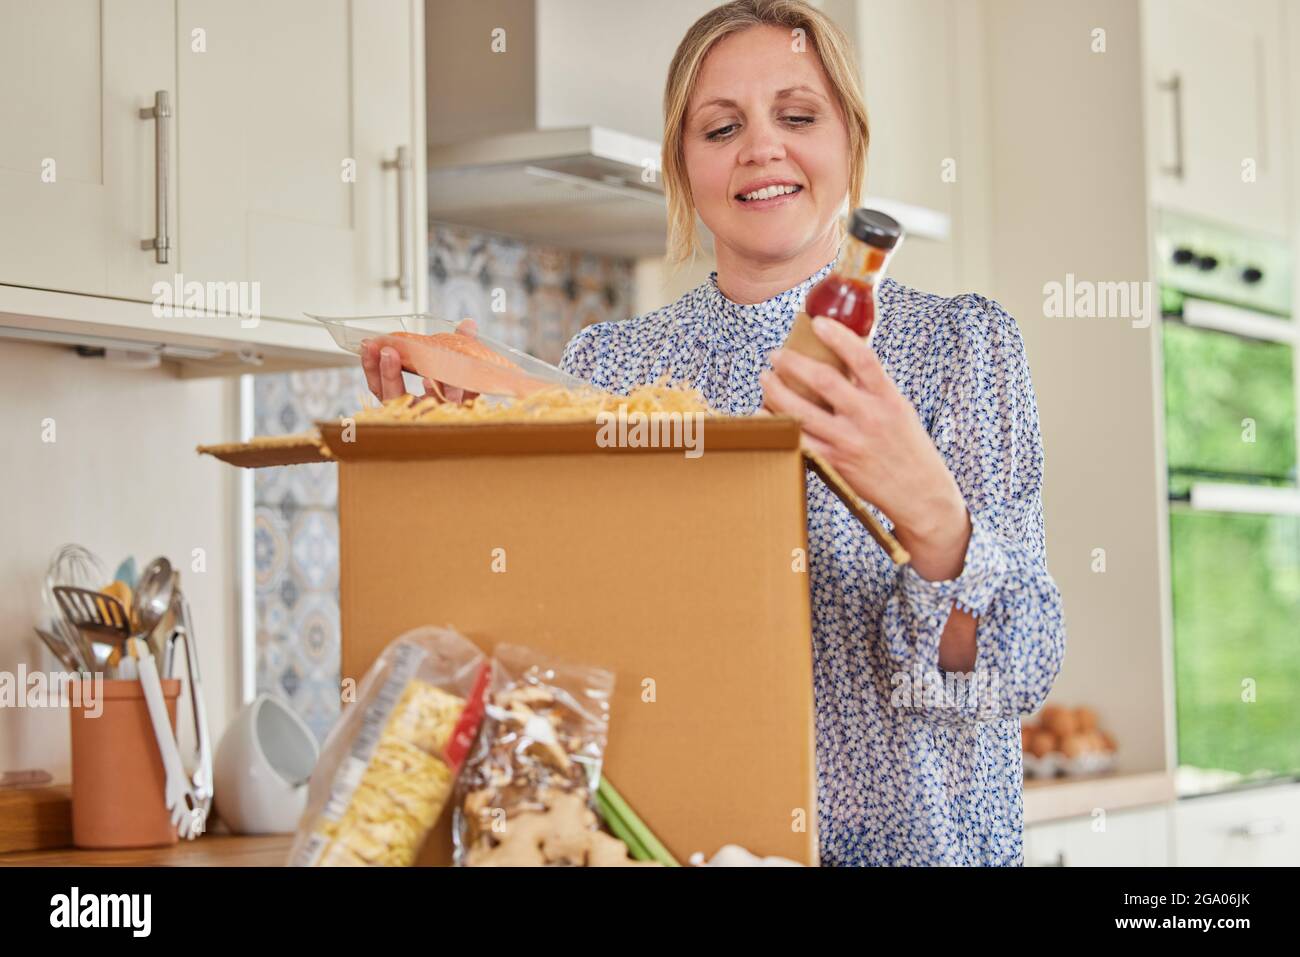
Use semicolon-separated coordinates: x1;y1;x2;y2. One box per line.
289;626;489;866
452;644;615;866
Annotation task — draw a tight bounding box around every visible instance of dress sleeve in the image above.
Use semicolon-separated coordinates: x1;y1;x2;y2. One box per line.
878;294;1066;726
559;323;608;383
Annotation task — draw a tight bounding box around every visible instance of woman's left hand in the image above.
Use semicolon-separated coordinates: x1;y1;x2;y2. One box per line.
760;316;972;581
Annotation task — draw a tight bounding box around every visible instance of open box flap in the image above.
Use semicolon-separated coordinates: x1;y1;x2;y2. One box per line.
197;416;908;563
318;416;800;460
198;416;800;466
195;433;329;468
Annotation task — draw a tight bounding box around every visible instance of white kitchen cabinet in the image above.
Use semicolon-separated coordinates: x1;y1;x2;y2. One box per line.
1173;783;1300;866
833;0;991;297
1143;0;1292;236
176;0;424;322
1025;806;1172;866
0;0;176;299
0;0;424;370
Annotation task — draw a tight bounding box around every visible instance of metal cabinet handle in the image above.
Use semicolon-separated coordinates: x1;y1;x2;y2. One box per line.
381;145;411;300
139;90;172;264
1231;817;1284;838
1156;74;1184;180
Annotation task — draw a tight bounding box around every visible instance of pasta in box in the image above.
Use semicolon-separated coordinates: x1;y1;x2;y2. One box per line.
289;626;489;867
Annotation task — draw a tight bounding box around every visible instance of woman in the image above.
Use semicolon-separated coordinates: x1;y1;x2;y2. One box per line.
365;0;1065;866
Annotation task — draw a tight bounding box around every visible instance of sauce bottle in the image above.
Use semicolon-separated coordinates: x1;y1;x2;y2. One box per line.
777;208;903;407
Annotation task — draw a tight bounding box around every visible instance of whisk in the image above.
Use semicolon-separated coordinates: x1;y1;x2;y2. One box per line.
42;543;104;672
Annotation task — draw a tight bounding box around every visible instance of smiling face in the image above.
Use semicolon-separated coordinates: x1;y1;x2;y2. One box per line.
682;24;851;269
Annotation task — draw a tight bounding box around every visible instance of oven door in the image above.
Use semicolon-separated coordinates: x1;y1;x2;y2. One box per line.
1161;297;1300;793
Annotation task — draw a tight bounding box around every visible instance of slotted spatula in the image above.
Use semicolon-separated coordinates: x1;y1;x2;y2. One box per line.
52;586;132;667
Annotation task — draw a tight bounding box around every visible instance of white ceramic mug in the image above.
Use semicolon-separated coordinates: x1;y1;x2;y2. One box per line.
213;693;319;834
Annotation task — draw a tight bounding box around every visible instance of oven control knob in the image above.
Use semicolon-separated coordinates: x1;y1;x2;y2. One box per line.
1196;255;1219;271
1241;266;1264;284
1171;247;1196;265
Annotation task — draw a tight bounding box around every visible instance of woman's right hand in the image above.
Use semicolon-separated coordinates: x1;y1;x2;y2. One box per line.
360;318;480;404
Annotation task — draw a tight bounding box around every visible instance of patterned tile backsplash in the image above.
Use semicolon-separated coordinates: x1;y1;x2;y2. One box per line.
252;224;635;741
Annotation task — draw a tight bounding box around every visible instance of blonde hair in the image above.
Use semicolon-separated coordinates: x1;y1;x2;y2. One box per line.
662;0;869;266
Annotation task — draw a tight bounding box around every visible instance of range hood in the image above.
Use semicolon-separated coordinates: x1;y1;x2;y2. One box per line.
428;127;670;258
427;124;951;259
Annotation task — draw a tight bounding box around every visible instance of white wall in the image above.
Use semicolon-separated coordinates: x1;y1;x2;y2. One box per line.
844;0;995;297
535;0;720;142
0;340;242;782
981;0;1170;773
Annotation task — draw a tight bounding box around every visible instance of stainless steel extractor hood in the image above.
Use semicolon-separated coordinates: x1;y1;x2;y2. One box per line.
428;126;671;258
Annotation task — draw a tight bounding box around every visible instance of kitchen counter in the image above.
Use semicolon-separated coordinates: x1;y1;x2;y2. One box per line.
0;774;1176;861
0;834;291;867
1023;770;1176;825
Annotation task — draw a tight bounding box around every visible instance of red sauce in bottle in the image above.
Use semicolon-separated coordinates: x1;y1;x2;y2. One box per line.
804;275;876;337
771;210;902;408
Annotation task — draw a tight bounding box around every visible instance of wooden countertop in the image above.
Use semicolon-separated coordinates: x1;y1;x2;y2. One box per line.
1;774;1175;860
0;834;292;867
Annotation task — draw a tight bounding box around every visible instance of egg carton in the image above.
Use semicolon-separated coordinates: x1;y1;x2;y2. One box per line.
1023;749;1117;780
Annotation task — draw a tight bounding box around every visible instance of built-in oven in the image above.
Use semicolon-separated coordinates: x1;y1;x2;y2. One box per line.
1155;210;1299;796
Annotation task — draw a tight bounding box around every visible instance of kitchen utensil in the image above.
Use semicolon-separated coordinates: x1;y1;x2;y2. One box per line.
132;556;174;657
163;579;214;813
113;555;139;590
52;585;131;641
42;544;104;678
307;312;587;396
213;694;318;833
33;626;88;674
116;655;139;680
53;585;133;678
129;638;204;840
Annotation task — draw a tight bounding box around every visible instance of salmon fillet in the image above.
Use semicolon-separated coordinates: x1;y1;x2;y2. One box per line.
374;331;547;397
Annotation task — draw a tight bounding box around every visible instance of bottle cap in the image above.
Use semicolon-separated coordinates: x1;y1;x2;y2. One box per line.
849;208;903;249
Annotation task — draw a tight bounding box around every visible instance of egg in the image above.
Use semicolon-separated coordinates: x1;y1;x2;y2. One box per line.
1028;729;1058;758
1075;706;1098;732
1043;707;1078;738
1059;733;1086;759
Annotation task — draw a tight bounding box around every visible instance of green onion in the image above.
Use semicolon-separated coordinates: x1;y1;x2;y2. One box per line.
594;787;651;861
596;776;679;867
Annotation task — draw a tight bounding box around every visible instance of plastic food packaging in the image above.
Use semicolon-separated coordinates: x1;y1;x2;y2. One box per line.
288;626;490;867
307;312;588;398
452;644;617;866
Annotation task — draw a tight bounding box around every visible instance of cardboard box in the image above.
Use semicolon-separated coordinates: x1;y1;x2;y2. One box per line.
203;417;820;864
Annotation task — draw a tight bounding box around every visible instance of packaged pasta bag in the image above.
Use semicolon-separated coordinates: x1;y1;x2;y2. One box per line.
289;626;490;866
452;644;617;866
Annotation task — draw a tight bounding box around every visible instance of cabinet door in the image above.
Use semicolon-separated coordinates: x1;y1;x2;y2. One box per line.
1174;784;1300;866
1026;807;1172;866
1144;0;1291;236
0;0;176;299
176;0;420;324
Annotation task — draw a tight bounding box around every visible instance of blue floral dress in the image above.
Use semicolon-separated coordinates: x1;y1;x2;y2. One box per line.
560;258;1066;866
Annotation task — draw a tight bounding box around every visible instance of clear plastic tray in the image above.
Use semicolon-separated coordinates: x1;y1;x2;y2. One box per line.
307;312;588;397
